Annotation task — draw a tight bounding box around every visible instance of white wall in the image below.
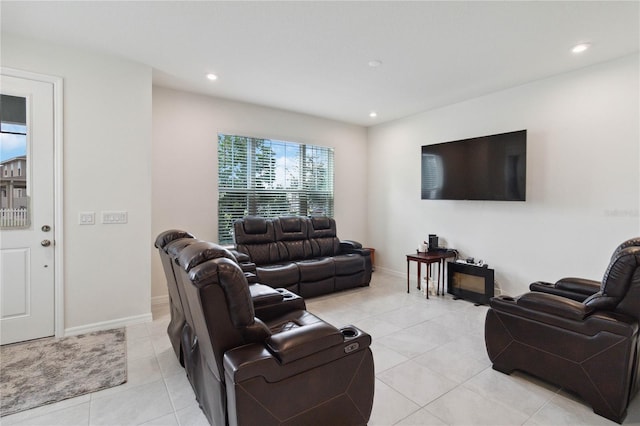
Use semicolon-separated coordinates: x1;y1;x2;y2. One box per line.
368;55;640;296
1;34;153;331
152;87;368;299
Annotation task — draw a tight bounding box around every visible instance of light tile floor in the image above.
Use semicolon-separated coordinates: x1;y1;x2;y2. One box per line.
4;272;640;425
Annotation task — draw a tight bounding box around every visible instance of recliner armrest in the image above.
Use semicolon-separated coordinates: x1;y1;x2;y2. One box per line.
554;277;601;295
224;325;373;383
489;294;637;337
340;241;370;257
266;321;344;364
249;283;284;306
340;240;362;249
529;277;600;302
516;292;594;320
239;262;257;273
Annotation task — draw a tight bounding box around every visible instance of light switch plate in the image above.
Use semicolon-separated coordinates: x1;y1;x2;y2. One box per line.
79;212;95;225
102;211;128;224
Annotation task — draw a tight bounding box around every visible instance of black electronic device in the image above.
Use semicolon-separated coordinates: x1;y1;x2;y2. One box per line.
428;234;439;250
421;130;527;201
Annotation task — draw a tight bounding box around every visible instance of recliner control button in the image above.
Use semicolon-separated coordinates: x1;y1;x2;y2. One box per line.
344;342;359;353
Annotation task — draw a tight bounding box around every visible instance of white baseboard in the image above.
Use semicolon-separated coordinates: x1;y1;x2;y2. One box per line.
375;266;404;278
151;294;169;306
64;313;152;337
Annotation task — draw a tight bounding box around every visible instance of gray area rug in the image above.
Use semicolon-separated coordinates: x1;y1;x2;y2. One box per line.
0;328;127;417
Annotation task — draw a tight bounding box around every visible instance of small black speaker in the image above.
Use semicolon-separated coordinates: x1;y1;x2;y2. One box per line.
428;234;438;250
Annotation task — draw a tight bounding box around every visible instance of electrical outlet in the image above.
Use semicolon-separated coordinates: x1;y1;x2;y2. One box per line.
79;212;95;225
102;211;128;224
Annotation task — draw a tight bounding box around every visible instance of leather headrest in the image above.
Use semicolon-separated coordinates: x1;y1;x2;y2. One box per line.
166;238;201;257
234;218;276;244
243;216;268;234
613;238;640;258
274;216;308;241
155;229;195;249
177;241;237;272
309;216;336;238
280;216;303;232
310;216;331;230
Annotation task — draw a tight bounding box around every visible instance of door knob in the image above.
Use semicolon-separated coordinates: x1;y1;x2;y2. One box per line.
41;240;51;247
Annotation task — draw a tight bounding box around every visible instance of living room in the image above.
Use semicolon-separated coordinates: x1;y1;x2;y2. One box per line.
1;1;639;425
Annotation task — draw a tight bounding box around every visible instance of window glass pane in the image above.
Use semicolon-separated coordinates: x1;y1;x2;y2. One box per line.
0;96;29;228
218;134;334;244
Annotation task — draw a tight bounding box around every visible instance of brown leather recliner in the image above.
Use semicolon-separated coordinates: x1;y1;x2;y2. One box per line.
155;231;306;369
175;244;375;426
154;229;198;365
485;239;640;423
529;238;640;301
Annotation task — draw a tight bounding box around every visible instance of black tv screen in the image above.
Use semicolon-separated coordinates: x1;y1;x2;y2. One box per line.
421;130;527;201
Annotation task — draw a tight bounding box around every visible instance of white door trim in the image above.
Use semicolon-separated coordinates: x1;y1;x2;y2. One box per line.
1;67;64;338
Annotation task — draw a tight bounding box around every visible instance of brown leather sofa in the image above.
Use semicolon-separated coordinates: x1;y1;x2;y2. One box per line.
233;216;372;298
485;239;640;423
174;242;375;426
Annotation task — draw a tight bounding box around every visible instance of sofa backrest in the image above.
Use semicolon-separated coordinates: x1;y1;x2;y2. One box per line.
308;216;340;257
274;216;312;261
234;215;342;264
233;216;281;264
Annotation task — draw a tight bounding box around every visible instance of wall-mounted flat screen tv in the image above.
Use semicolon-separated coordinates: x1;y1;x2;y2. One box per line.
421;130;527;201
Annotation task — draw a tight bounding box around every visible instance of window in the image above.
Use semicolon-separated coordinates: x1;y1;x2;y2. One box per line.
218;134;334;244
1;95;29;227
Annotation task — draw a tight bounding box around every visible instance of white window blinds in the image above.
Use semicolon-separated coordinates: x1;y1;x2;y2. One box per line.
218;134;334;244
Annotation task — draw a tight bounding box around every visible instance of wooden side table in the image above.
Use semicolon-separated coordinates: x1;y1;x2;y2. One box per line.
406;251;456;298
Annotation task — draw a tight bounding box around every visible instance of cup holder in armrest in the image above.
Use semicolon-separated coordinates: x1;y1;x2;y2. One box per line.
500;296;515;302
340;326;359;339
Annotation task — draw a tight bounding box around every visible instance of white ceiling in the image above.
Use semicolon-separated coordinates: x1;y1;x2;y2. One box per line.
2;1;638;126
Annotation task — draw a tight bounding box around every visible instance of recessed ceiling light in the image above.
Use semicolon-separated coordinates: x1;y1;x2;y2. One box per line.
206;73;218;81
368;60;382;68
369;112;378;118
571;43;591;54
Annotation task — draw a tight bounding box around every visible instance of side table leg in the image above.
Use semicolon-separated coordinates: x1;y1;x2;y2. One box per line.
417;262;422;291
406;260;410;293
424;262;429;299
437;260;442;295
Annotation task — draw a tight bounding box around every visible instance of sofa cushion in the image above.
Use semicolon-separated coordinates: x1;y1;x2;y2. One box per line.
296;258;335;282
310;237;340;257
274;217;312;260
278;240;312;261
333;254;365;276
237;242;280;265
256;263;300;287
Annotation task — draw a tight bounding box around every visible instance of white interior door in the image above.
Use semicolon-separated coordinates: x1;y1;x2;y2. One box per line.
0;74;55;345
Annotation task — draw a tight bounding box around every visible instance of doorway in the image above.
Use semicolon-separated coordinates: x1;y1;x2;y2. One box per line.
0;69;63;345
